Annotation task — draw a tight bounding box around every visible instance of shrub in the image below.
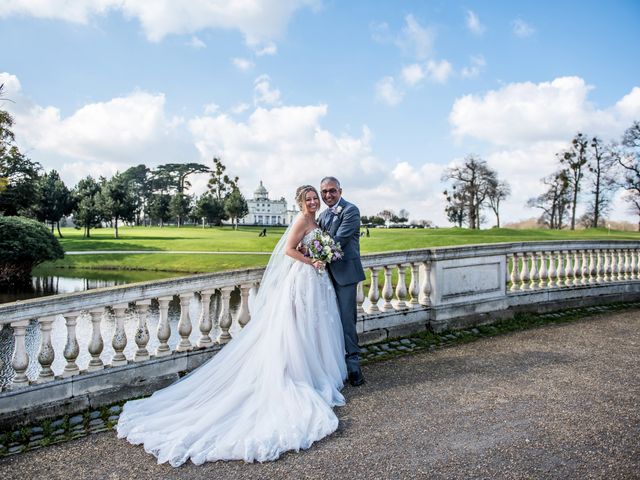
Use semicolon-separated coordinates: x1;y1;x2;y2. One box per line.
0;216;64;286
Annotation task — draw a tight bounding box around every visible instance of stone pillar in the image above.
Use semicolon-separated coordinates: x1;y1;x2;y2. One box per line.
356;281;365;315
509;254;519;291
134;299;151;362
367;267;380;313
111;304;128;366
11;320;30;388
238;285;251;328
563;251;573;287
156;296;173;357
62;312;81;377
519;253;530;291
87;308;105;371
381;266;394;311
408;262;420;307
176;293;194;352
395;264;409;309
197;290;215;347
37;315;56;382
419;261;431;307
538;252;548;289
529;253;539;290
217;286;234;344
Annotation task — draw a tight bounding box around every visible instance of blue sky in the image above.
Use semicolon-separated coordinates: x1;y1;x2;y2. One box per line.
1;0;639;225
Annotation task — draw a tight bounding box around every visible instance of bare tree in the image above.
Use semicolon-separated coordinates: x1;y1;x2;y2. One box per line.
618;121;640;230
442;155;498;229
582;137;619;228
558;133;589;229
486;179;511;228
527;170;571;229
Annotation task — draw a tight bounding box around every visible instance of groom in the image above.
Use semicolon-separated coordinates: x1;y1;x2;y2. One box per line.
318;176;366;386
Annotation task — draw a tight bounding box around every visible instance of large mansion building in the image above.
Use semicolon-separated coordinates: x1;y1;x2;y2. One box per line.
238;181;298;226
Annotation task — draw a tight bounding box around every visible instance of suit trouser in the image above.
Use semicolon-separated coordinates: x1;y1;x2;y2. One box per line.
332;281;360;373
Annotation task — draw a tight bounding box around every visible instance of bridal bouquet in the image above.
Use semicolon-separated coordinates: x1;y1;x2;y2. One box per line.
306;230;343;272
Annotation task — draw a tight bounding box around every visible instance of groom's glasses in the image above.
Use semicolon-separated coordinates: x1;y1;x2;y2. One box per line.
321;188;338;194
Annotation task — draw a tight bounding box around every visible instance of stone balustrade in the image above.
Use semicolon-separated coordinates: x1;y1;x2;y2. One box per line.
1;240;640;425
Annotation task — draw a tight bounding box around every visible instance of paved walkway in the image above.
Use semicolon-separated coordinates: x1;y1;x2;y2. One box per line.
1;311;638;479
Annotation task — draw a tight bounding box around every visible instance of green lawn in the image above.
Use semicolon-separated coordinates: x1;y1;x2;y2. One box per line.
40;225;640;277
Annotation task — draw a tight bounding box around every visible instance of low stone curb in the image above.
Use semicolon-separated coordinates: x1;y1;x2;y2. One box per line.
1;300;638;458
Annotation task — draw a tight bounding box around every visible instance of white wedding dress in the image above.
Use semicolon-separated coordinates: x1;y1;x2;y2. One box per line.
116;225;347;466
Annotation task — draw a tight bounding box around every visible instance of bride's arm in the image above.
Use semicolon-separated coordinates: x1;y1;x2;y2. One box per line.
285;221;322;268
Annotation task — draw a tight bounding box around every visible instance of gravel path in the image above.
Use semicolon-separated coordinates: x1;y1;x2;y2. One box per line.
1;311;638;479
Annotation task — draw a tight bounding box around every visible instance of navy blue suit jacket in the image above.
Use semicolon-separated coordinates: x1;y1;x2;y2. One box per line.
319;198;366;286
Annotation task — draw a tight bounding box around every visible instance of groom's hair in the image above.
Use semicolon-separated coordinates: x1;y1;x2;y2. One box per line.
320;176;341;188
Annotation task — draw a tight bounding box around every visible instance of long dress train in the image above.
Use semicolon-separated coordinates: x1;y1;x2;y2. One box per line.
116;228;347;466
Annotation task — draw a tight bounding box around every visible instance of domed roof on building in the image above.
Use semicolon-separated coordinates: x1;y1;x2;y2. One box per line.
254;180;269;200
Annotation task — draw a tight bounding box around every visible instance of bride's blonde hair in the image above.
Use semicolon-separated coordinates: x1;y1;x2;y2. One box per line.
295;185;319;211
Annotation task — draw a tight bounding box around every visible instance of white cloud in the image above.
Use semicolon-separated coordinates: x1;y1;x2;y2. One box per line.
450;76;640;146
397;14;435;60
426;59;453;83
232;57;255;71
0;71;195;185
512;18;535;38
401;64;424;86
230;102;250;115
0;0;318;46
466;10;485;35
461;54;486;78
254;42;277;56
187;35;206;48
375;76;404;106
203;102;219;115
253;74;281;106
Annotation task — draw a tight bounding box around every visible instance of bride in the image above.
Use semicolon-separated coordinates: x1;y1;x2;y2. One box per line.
117;185;348;466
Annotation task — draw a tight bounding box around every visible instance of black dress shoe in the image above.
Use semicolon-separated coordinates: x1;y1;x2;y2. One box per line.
348;369;365;386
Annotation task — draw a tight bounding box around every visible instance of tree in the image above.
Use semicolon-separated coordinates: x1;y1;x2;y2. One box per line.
154;162;210;194
148;193;172;227
0;216;64;286
224;188;249;229
34;170;72;237
443;187;467;227
377;209;395;225
396;208;410;223
527;170;571;229
442;155;497;229
486;179;511;228
72;176;103;238
97;173;137;238
207;157;239;201
193;194;227;226
582;137;619;228
121;164;152;226
0;104;42;216
169;193;192;227
559;133;589;230
618;121;640;230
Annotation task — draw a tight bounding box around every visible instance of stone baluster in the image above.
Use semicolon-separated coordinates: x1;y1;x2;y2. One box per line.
196;290;215;348
573;250;581;286
596;249;604;282
610;250;619;281
11;320;30;387
134;299;151;362
367;267;380;313
563;251;573;287
588;250;596;284
554;251;564;288
408;263;420;307
538;252;548;288
62;312;81;377
238;284;252;328
509;254;520;292
547;251;558;288
176;293;194;351
37;315;56;382
87;308;105;371
529;253;539;290
619;250;627;281
217;286;234;344
395;264;409;309
419;261;431;307
580;250;589;285
156;296;173;357
380;266;394;311
519;253;530;291
603;249;611;282
631;249;639;280
111;304;128;366
356;281;365;314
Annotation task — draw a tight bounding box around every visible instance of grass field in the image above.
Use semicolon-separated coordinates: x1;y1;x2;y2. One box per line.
38;224;640;277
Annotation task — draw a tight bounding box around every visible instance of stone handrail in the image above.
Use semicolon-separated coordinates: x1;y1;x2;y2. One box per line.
2;239;640;422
